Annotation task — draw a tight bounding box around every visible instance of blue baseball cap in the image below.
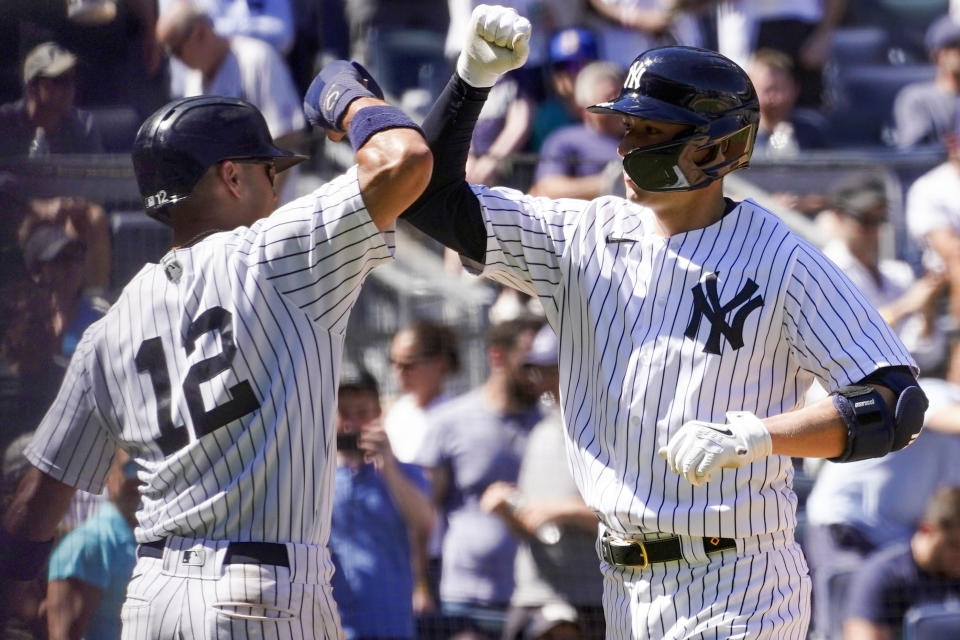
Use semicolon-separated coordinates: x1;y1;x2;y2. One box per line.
926;14;960;54
549;28;598;66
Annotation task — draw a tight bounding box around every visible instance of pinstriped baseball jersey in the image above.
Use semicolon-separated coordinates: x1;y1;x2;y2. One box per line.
25;165;394;548
466;187;915;539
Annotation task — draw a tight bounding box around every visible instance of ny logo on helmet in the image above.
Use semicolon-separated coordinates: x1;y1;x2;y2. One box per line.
684;272;764;355
624;59;652;90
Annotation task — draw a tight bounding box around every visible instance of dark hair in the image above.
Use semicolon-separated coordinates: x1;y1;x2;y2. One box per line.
923;486;960;530
399;319;461;373
486;317;543;352
338;359;380;396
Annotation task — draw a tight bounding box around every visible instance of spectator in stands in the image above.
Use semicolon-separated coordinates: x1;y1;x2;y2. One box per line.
19;195;111;297
384;320;461;614
43;449;138;640
330;363;435;640
483;325;604;640
0;433;46;640
585;0;705;70
528;61;623;200
385;320;461;465
842;486;960;639
715;0;846;108
893;14;960;149
748;48;828;157
0;42;104;157
416;318;544;638
820;173;948;374
159;0;295;98
156;1;306;205
529;27;599;153
905;112;960;385
0;275;64;461
20;223;109;360
466;70;536;187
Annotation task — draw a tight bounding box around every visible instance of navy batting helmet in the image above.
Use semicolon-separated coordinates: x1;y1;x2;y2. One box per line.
132;96;307;224
588;46;759;192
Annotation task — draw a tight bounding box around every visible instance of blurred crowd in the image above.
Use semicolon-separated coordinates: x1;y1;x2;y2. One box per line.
7;0;960;639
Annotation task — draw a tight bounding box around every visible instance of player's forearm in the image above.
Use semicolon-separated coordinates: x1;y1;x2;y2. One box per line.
346;98;433;231
763;383;896;458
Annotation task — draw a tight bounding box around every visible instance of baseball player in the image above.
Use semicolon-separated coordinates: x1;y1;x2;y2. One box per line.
398;5;928;638
0;61;431;638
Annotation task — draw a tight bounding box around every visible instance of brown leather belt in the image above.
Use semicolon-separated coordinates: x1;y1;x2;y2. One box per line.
137;539;290;568
600;533;736;569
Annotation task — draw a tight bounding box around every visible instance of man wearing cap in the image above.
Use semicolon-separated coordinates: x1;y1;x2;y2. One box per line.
893;13;960;149
906;110;960;384
0;60;432;638
529;61;624;200
0;42;104;157
529;27;599;153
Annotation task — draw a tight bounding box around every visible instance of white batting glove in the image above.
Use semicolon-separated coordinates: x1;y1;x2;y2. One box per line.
456;4;531;88
658;411;773;486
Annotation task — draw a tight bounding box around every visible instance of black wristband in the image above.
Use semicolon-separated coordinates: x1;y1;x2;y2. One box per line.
0;528;54;580
348;105;423;152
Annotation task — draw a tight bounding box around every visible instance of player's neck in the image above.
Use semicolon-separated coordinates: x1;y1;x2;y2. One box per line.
647;189;728;237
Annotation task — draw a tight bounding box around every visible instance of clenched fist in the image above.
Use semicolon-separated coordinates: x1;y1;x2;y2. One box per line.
456;4;532;88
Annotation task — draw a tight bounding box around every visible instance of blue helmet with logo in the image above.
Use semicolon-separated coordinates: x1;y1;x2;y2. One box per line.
132;96;307;224
588;46;759;192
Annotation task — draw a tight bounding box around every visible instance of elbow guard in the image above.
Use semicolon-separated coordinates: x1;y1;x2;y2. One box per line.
828;370;928;463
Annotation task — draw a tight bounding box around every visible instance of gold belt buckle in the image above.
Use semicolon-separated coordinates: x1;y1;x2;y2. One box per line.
616;538;648;569
630;539;649;569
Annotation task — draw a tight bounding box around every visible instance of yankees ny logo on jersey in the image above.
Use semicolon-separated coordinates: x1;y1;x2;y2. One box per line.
684;272;764;354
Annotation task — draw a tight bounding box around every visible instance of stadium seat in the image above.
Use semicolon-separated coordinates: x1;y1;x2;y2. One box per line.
824;568;856;640
902;601;960;640
823;63;935;147
830;26;891;66
364;27;449;106
88;105;142;154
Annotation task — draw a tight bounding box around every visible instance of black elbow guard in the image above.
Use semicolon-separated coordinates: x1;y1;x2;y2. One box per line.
828;373;927;463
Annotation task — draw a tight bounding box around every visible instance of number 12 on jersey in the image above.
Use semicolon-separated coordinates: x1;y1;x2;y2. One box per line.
135;306;261;455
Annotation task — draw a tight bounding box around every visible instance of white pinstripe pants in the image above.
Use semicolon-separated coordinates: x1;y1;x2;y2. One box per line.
599;531;811;640
120;543;344;639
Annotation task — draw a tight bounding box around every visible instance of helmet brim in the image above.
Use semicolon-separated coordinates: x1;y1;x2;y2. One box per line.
587;93;710;128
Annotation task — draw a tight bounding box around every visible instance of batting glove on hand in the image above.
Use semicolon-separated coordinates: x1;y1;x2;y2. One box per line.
456;4;531;88
658;411;773;486
304;60;384;133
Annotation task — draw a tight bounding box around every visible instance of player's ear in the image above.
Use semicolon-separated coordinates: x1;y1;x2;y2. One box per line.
217;160;244;200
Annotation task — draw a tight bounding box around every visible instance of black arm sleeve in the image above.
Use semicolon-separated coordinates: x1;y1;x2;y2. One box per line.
400;73;490;265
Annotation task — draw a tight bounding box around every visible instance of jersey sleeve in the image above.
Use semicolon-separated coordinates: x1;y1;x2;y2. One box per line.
250;165;395;332
469;185;585;300
25;331;117;493
47;527;109;590
782;242;917;391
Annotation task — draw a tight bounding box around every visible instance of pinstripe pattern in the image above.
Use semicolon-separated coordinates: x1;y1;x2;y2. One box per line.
466;187;913;637
121;556;342;639
24;165;390;638
470;188;914;539
600;532;811;639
